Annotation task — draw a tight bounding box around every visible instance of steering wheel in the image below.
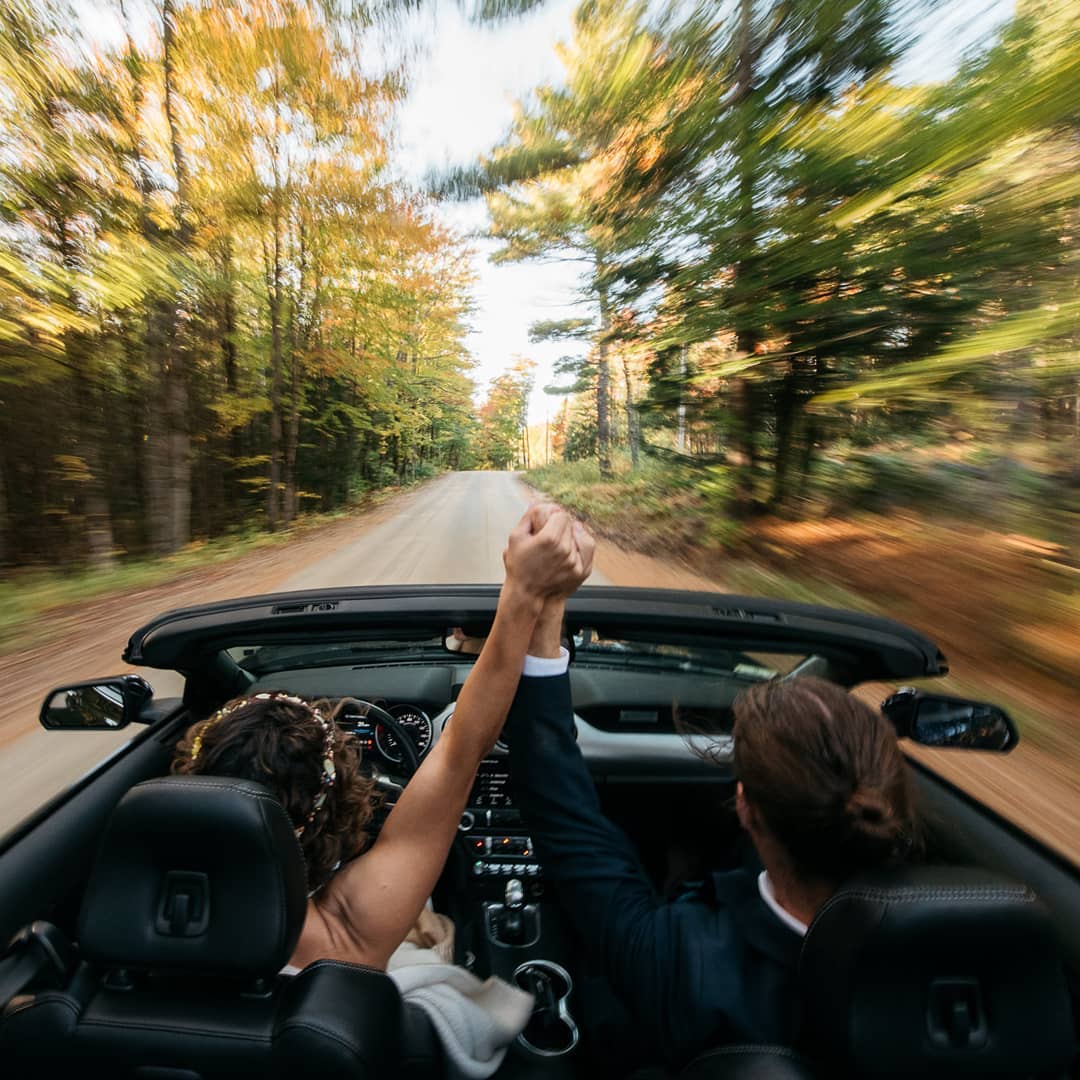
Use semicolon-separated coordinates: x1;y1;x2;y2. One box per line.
335;698;422;791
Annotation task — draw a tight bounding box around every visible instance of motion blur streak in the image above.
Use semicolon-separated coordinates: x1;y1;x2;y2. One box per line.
0;1;1077;853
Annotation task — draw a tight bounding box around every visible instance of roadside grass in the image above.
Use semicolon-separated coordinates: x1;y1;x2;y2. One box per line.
0;480;428;656
527;457;710;554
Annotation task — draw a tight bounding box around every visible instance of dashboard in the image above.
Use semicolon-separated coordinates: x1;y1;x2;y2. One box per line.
244;665;741;907
250;663;738;778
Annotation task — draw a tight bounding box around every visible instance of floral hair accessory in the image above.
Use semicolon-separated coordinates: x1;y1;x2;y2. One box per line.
190;691;337;839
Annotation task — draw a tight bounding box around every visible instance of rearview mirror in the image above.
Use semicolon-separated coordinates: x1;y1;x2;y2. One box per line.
881;687;1017;752
40;675;153;732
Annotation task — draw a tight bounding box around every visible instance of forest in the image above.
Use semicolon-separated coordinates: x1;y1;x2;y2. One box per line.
461;0;1077;550
0;0;1076;579
0;0;496;570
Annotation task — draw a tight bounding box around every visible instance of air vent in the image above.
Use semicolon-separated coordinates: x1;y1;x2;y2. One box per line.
271;600;340;615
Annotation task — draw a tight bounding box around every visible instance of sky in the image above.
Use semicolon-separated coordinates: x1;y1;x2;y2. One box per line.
391;0;584;424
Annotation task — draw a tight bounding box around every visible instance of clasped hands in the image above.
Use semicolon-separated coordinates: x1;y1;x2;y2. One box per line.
503;501;596;602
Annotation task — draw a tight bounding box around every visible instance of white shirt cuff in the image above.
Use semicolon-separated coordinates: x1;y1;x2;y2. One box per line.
522;647;570;677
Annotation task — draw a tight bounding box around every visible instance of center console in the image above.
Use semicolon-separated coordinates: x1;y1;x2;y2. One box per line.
458;755;580;1066
460;758;544;895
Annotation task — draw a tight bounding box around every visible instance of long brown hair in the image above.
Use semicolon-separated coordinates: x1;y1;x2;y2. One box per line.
732;676;920;883
172;694;379;893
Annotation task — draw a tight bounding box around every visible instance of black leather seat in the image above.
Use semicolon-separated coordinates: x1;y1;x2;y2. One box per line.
681;866;1076;1079
800;865;1076;1078
0;775;444;1079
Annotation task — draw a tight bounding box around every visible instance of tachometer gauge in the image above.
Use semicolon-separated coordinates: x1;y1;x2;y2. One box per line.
375;705;433;764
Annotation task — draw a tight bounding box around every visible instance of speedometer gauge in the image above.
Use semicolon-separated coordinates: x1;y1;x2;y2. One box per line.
375;705;433;764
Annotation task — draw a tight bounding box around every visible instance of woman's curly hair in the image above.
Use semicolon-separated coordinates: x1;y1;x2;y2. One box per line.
172;694;379;893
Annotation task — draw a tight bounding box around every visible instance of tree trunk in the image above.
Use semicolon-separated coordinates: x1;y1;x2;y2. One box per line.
219;238;243;517
621;351;640;469
596;283;613;479
728;0;761;517
119;10;176;554
143;309;172;554
284;353;301;522
729;361;759;516
57;210;116;569
160;0;192;550
0;425;8;568
268;278;284;529
264;186;285;528
676;345;688;454
772;366;798;508
70;358;116;568
165;346;191;550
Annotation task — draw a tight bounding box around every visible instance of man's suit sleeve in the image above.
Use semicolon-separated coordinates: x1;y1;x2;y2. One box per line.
504;672;715;1062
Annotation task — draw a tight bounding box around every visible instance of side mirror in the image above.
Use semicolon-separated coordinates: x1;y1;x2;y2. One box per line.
40;675;154;732
881;687;1018;752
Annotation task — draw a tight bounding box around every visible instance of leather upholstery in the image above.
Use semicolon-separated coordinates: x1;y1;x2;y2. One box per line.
799;865;1076;1078
1;959;407;1078
680;1045;816;1079
78;776;308;977
1;775;445;1078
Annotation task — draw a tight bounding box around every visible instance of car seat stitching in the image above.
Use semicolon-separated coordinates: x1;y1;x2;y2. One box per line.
696;1045;804;1059
813;886;1031;919
297;958;389;978
81;1016;270;1042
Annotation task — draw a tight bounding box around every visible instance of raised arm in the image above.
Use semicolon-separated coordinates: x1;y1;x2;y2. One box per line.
310;506;588;968
507;591;722;1063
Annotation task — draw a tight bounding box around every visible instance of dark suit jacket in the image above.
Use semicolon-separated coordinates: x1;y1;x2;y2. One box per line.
505;671;802;1069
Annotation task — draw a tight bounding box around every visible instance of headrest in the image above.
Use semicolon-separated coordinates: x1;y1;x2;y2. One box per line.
800;865;1075;1077
79;776;308;978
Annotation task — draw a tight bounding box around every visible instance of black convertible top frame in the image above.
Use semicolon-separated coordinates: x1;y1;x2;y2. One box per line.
124;586;947;685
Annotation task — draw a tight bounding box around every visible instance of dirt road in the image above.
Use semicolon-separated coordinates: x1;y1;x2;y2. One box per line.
2;472;1075;867
0;473;605;831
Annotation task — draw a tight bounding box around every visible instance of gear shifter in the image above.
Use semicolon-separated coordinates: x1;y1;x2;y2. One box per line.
486;877;538;947
505;878;525;909
500;878;525;944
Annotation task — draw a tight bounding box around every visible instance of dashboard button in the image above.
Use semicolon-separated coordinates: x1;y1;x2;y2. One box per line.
459;811;475;832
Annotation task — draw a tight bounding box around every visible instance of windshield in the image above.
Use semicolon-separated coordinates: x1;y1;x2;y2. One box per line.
225;630;810;681
572;631;808;679
229;637;450;676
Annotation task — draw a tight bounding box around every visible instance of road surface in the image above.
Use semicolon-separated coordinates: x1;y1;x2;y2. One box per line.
1;471;1075;867
278;471;612;589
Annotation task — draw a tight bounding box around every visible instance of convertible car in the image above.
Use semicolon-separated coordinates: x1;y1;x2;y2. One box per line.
0;586;1077;1078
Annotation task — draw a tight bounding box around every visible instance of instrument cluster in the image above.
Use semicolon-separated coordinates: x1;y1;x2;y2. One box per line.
338;702;434;766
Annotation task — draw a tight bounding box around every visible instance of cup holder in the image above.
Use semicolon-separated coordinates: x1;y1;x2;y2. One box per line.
513;960;579;1057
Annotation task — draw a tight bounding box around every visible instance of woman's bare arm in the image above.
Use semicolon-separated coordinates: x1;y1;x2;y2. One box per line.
304;507;587;968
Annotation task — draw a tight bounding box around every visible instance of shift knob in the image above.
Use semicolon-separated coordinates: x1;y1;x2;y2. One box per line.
505;878;525;910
